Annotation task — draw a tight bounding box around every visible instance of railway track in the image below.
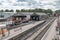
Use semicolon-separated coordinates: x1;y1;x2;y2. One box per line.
7;21;34;30
34;18;55;40
9;17;55;40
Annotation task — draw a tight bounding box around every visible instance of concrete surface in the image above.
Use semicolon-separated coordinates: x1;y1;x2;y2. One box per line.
2;20;44;40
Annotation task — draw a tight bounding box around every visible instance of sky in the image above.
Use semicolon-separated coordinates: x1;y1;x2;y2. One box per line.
0;0;60;10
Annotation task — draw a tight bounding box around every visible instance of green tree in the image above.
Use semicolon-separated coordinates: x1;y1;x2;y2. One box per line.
21;9;25;12
5;9;10;12
16;9;20;12
47;9;53;14
44;9;53;15
55;10;60;13
34;8;43;12
55;10;60;16
10;9;14;12
0;10;4;12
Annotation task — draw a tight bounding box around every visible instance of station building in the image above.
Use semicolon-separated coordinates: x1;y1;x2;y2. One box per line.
12;13;27;23
0;12;15;38
17;12;48;21
0;12;15;25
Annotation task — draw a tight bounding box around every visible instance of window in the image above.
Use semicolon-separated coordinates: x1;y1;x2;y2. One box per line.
0;15;4;18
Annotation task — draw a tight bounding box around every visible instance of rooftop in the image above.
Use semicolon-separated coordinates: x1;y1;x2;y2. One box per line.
0;12;15;19
16;12;47;15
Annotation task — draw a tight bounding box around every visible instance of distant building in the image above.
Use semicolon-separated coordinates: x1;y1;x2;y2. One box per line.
0;12;15;27
0;12;48;27
17;12;48;18
30;12;48;21
30;13;40;21
12;13;27;23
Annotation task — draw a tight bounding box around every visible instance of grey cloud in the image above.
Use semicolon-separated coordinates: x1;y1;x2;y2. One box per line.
0;0;60;10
